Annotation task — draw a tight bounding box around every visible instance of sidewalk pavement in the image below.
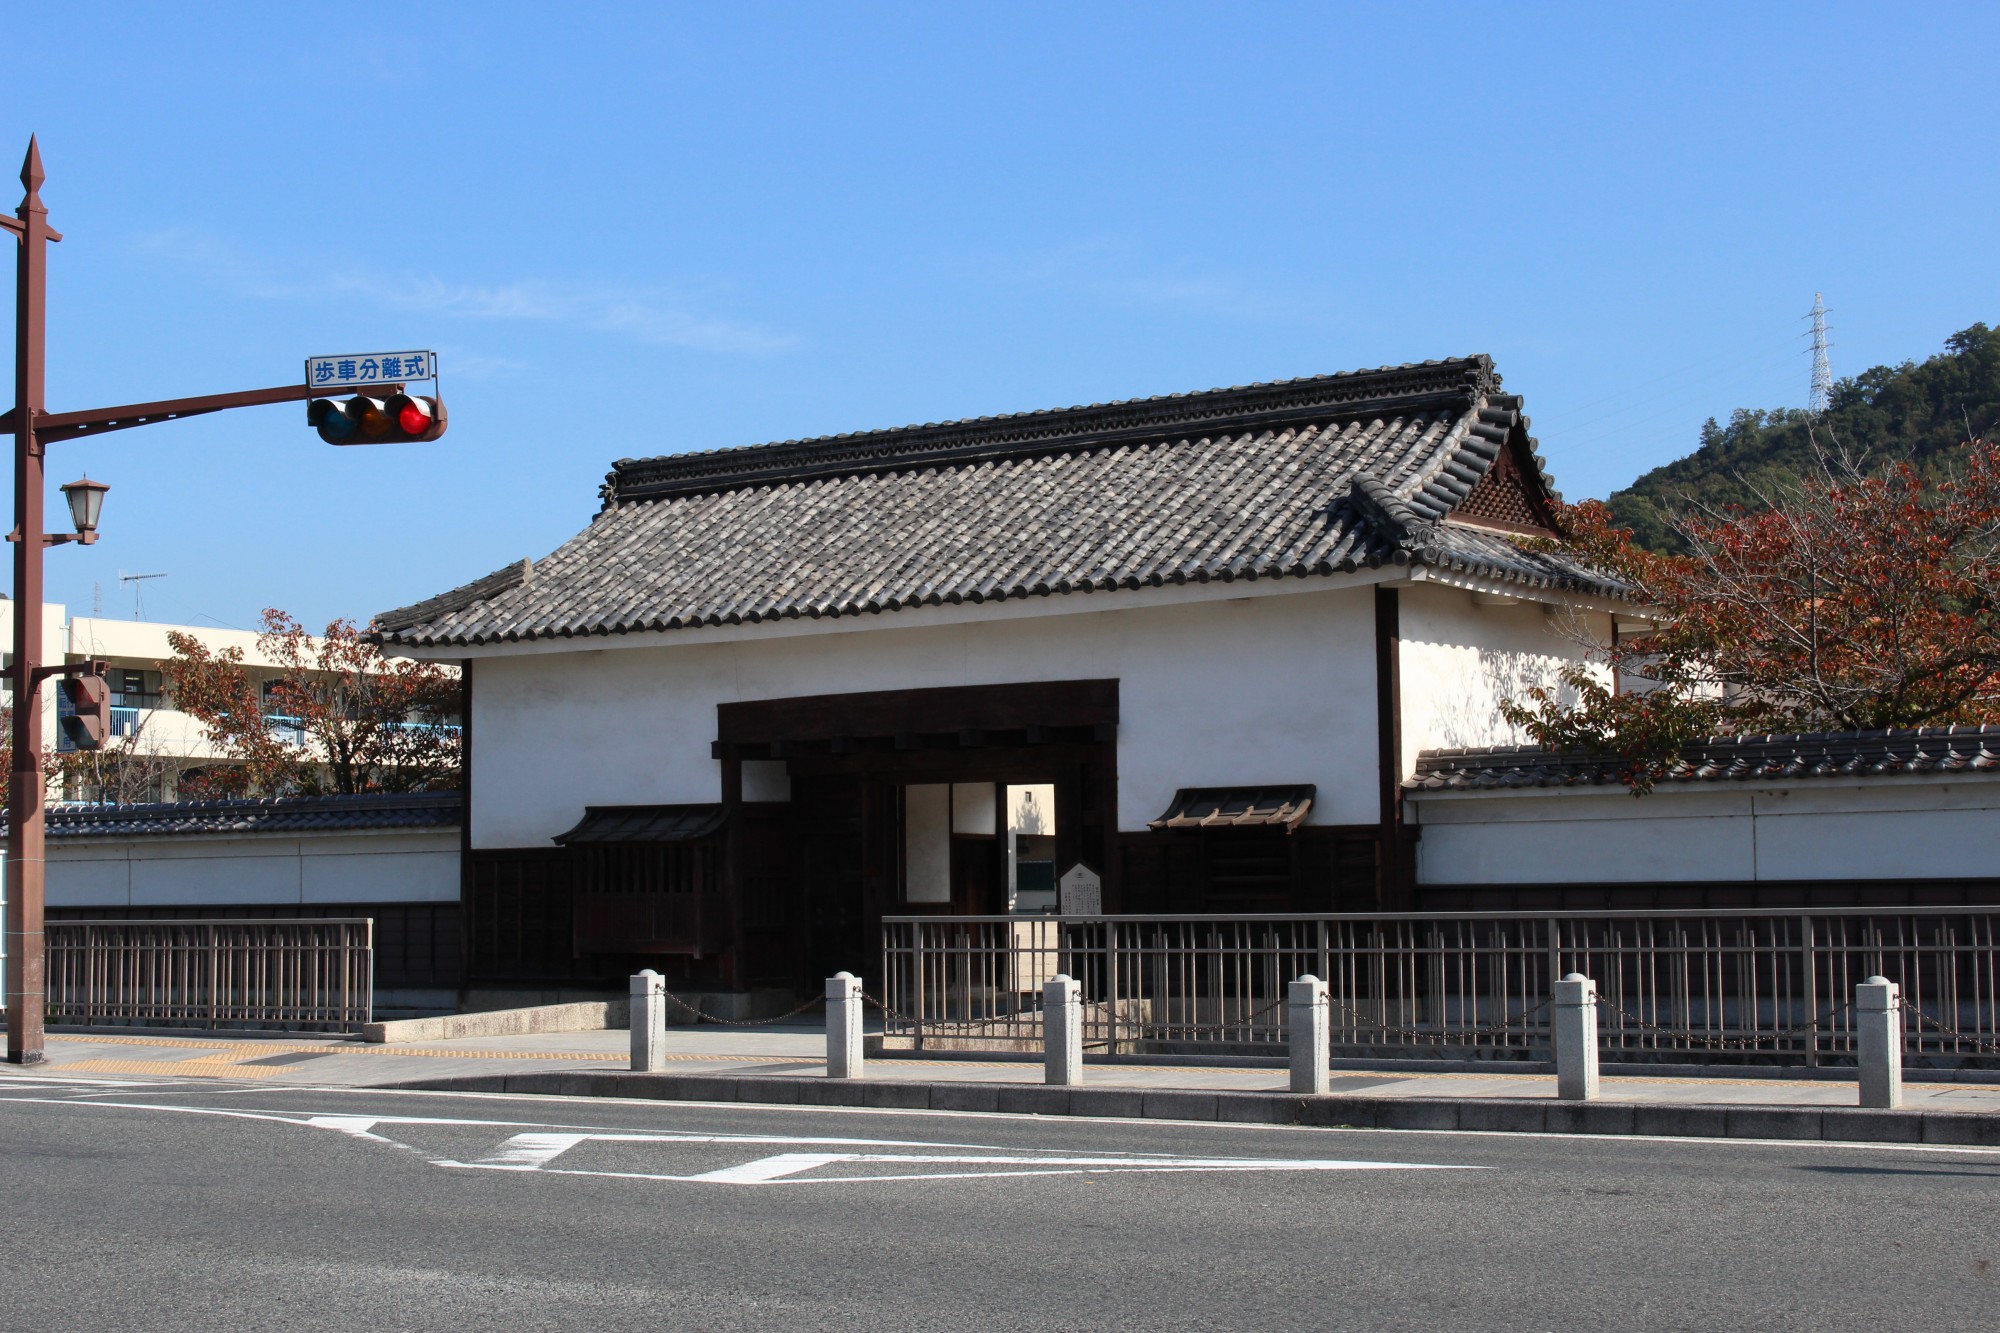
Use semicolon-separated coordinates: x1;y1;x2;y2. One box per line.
12;1022;2000;1117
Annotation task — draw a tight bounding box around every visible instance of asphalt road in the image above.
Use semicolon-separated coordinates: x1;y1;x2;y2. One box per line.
1;1074;1995;1332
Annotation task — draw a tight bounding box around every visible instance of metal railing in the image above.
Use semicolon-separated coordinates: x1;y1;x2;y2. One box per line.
46;918;374;1033
880;910;2000;1065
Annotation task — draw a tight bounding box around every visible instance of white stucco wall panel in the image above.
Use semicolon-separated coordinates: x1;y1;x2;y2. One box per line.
471;588;1383;848
1413;789;1749;826
301;843;460;904
1410;780;2000;884
44;854;135;908
28;832;460;908
129;844;305;906
1415;812;1754;884
1397;584;1609;780
1753;808;1999;881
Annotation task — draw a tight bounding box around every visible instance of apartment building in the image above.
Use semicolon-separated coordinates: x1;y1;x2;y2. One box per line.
2;599;442;801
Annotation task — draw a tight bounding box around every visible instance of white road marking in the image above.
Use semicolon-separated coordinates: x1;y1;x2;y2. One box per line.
0;1095;1477;1186
432;1127;1480;1184
686;1153;851;1183
8;1089;1998;1166
0;1074;193;1089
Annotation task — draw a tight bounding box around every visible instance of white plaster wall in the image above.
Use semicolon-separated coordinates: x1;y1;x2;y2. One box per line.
903;784;952;903
39;831;460;908
952;782;998;835
1398;583;1609;780
1410;780;2000;884
469;587;1383;848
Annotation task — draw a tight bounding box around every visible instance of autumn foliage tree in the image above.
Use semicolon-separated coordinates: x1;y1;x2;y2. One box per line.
165;610;461;798
1503;437;2000;789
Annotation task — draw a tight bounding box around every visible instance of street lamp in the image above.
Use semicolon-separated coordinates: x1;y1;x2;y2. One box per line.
58;475;107;544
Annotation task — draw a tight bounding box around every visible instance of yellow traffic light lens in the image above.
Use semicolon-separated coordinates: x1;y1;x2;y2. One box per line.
354;400;391;435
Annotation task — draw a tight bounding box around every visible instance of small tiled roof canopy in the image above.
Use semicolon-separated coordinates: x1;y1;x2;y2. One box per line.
1149;786;1317;831
1407;726;2000;791
4;792;460;840
373;357;1626;649
553;805;729;844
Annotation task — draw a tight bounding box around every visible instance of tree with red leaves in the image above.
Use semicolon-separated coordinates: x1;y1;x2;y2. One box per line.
1504;438;2000;789
165;610;460;798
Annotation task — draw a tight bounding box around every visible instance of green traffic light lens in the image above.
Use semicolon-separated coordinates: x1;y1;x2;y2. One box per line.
309;399;356;439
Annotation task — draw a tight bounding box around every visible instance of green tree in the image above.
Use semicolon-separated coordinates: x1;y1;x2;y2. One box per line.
1609;323;2000;551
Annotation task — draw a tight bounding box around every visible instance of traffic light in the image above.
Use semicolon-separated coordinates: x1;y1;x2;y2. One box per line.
307;391;448;445
59;674;109;751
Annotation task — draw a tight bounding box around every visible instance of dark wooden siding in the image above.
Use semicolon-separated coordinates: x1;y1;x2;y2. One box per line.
1416;878;2000;912
464;848;586;984
1118;825;1382;914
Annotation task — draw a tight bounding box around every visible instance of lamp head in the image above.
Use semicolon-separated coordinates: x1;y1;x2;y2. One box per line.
59;475;108;544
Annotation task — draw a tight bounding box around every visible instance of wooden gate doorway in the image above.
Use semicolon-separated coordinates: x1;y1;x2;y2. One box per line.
716;680;1119;992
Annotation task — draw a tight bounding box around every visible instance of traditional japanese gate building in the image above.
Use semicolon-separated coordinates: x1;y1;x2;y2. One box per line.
374;356;1625;997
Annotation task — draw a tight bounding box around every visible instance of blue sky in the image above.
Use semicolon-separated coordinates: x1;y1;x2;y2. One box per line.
8;3;1999;633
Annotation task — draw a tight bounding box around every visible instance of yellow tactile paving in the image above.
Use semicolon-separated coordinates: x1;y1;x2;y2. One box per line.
59;1058;281;1079
45;1034;628;1062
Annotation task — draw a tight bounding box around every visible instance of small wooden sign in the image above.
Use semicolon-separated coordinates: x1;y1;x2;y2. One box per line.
1058;862;1102;916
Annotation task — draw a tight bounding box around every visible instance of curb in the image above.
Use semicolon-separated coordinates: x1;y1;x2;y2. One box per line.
362;999;627;1045
381;1070;2000;1146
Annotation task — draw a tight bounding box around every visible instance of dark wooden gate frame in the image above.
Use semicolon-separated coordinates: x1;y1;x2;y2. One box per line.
715;680;1121;975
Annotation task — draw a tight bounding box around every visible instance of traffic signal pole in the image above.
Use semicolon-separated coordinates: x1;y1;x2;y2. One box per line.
3;138;355;1064
5;138;52;1063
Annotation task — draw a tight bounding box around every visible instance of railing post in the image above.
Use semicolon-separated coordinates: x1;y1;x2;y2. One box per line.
1857;975;1902;1110
1554;972;1600;1102
629;969;665;1072
1045;973;1082;1086
826;971;863;1079
1289;974;1330;1095
1801;915;1818;1069
913;923;927;1052
1104;921;1121;1056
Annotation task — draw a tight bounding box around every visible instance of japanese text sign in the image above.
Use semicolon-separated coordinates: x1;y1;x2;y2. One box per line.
306;351;436;389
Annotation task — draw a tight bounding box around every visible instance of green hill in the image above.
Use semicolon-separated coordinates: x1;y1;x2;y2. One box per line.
1604;322;2000;550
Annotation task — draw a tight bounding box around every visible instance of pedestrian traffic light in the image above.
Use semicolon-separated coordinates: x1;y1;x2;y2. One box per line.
306;392;448;445
58;674;109;751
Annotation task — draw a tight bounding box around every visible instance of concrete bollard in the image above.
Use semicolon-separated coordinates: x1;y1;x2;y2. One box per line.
1553;972;1600;1102
1045;973;1083;1086
826;971;864;1079
1857;975;1903;1110
1289;974;1331;1095
630;969;665;1073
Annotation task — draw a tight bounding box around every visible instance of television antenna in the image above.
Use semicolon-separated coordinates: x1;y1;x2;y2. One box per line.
118;570;168;620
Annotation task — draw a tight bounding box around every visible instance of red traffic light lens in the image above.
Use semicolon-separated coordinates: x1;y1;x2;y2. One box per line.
396;397;434;434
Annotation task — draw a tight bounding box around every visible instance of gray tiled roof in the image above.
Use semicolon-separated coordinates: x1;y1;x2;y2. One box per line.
554;804;728;845
12;792;461;840
375;356;1626;648
1407;726;2000;792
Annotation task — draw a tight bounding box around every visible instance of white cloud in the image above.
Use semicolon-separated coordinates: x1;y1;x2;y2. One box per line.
132;230;792;356
433;349;530;379
979;239;1313;323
